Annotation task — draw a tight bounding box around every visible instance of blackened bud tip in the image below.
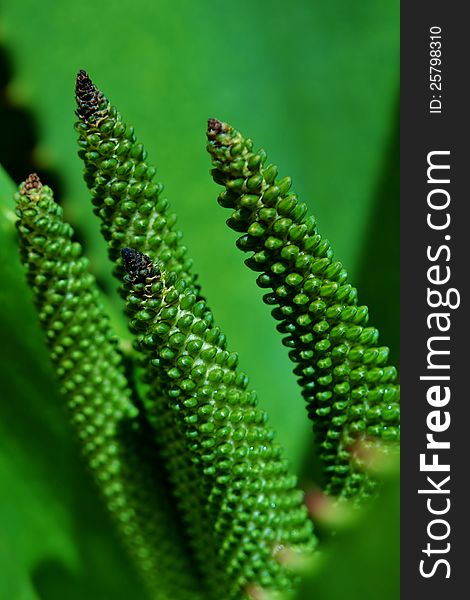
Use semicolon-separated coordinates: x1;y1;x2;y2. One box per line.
75;69;92;93
207;118;228;140
121;246;139;266
75;69;108;121
121;248;155;282
207;117;222;131
21;173;43;196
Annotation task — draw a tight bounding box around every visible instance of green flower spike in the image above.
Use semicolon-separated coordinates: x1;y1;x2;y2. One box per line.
75;70;197;293
121;247;317;599
15;174;203;600
75;71;221;593
206;119;400;499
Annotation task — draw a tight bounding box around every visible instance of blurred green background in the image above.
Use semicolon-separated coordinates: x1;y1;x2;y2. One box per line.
0;1;399;598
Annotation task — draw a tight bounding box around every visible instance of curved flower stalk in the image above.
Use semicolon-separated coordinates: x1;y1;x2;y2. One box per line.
75;70;197;293
121;247;317;599
15;174;203;600
206;119;400;499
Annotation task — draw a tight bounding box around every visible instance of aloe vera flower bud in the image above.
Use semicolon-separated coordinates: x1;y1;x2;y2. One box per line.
15;174;203;600
121;247;317;598
207;119;400;499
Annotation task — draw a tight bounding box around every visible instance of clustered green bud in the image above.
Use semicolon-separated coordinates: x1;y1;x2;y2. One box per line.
119;247;224;595
12;66;400;599
206;119;400;498
121;248;317;599
74;72;317;597
15;174;203;600
75;72;225;595
75;70;197;293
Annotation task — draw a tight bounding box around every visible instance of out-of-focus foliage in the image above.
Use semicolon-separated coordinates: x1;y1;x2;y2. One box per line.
296;456;400;600
0;0;398;597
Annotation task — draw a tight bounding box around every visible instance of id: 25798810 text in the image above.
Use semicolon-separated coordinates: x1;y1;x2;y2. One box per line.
429;26;442;115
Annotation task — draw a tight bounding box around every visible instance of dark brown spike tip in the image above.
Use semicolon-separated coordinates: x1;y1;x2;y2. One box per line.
21;173;43;196
121;248;156;283
207;118;228;140
75;69;108;121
